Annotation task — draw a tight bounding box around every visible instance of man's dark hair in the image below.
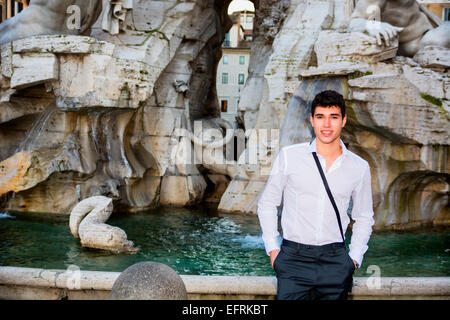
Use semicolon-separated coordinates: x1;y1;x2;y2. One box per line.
311;90;346;117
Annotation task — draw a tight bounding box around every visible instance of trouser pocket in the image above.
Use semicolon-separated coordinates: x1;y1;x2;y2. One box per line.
346;253;355;272
341;249;355;292
273;248;283;273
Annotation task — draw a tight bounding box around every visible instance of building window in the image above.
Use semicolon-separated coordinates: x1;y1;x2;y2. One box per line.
1;0;29;22
223;55;228;64
223;32;230;47
222;73;228;84
444;8;450;21
239;56;245;65
221;100;228;113
238;73;245;85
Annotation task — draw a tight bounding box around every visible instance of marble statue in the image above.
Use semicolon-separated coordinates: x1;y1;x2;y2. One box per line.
348;0;450;57
0;0;134;45
70;196;139;253
0;0;102;45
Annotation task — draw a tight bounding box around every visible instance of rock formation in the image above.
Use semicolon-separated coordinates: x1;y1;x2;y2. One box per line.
219;0;449;230
0;0;448;230
0;0;234;213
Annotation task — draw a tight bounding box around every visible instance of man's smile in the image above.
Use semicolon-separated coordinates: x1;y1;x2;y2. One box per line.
320;130;333;137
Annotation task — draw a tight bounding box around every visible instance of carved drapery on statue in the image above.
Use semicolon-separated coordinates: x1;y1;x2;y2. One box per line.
101;0;133;35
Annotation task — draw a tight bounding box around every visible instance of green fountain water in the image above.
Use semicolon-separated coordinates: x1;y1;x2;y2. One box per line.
1;207;448;277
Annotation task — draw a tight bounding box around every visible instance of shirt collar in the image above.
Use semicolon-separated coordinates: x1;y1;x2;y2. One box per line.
309;138;348;157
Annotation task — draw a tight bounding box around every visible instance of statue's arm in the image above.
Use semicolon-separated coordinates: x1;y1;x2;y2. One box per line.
349;0;385;32
348;0;403;47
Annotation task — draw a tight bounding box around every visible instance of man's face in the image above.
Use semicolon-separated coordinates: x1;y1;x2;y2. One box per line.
309;106;347;145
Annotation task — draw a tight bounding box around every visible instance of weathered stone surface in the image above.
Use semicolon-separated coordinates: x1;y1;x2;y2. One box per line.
0;95;50;125
413;46;450;69
401;64;447;100
0;151;32;195
11;35;114;55
314;31;399;65
11;53;58;90
55;53;151;110
1;266;450;300
110;262;187;300
159;175;207;206
348;74;448;146
143;106;184;136
300;61;372;78
349;74;429;106
1;35;152;111
0;43;12;78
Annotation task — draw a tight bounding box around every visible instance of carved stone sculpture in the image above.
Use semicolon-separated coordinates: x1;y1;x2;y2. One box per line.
69;196;139;253
181;117;246;179
0;0;103;45
348;0;450;57
0;0;447;230
102;0;133;35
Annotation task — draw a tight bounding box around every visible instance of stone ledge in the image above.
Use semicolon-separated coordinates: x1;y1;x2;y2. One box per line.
2;35;115;55
0;266;449;300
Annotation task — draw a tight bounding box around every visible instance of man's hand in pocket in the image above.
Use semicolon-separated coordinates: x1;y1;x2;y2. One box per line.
270;249;280;269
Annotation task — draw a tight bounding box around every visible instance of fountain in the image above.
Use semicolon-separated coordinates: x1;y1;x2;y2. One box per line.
0;0;448;299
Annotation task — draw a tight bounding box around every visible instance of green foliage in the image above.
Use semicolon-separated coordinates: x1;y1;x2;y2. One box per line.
347;70;373;79
420;93;443;108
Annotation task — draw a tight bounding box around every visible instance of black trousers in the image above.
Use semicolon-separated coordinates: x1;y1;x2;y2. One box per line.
273;239;355;300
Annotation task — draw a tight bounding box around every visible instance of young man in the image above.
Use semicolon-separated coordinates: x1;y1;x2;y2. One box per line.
257;90;375;300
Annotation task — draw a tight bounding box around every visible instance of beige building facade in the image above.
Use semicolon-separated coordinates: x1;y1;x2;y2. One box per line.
217;10;253;127
0;0;28;22
418;1;450;20
216;47;250;126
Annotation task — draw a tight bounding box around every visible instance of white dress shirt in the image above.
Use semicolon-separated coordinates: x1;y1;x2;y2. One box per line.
257;139;375;267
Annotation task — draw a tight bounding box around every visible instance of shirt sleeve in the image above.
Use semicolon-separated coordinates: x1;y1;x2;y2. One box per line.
257;148;288;256
348;163;375;267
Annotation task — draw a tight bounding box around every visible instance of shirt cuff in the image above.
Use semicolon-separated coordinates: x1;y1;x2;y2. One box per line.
264;237;282;256
348;250;364;268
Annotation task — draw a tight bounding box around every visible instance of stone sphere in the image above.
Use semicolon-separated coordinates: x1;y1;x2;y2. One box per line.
110;262;187;300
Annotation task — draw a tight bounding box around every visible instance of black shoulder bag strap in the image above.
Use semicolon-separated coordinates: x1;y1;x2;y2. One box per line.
312;151;345;243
